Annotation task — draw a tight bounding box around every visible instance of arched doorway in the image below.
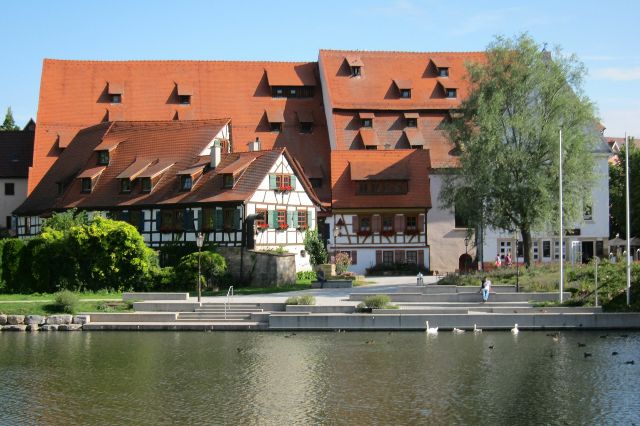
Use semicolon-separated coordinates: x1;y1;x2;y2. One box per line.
459;253;473;273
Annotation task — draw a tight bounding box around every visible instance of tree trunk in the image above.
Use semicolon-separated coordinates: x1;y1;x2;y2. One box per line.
521;226;532;268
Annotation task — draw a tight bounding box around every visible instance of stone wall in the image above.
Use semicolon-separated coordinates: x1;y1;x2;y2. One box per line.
218;247;296;287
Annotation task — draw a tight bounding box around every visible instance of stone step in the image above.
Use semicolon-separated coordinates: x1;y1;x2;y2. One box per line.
195;308;263;313
83;321;269;331
200;303;262;308
349;292;570;303
396;302;532;308
397;285;517;294
178;313;252;320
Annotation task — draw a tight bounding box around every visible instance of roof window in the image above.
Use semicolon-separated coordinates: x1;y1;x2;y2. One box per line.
266;108;285;133
180;175;193;191
346;56;363;77
297;111;314;134
97;150;110;165
176;83;192;105
359;112;374;128
108;82;123;103
438;68;449;77
446;89;457;98
404;112;419;128
394;80;413;99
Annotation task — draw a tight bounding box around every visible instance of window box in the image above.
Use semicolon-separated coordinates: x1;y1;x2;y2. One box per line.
276;184;293;193
405;228;419;235
381;230;396;237
257;223;269;232
297;224;308;232
277;222;289;231
357;230;372;237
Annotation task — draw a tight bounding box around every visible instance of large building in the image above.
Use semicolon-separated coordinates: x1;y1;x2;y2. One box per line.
15;50;610;273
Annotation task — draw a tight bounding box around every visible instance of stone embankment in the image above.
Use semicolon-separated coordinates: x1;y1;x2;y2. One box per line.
0;314;89;332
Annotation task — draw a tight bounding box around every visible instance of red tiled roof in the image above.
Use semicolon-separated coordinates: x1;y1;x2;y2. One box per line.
137;160;175;179
117;158;154;179
359;112;375;119
57;129;79;149
331;149;431;209
94;137;125;151
297;111;314;123
0;129;34;178
431;58;451;69
29;59;331;203
176;83;193;96
437;78;457;90
404;128;424;146
216;156;256;175
108;82;124;95
394;79;413;90
346;56;364;67
266;66;316;86
176;164;206;176
266;107;285;123
404;112;419;119
77;166;105;179
350;160;409;180
360;129;379;147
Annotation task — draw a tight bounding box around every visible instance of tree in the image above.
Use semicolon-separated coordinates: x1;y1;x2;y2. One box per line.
175;251;227;290
610;140;640;238
304;229;328;266
0;107;20;131
441;34;599;267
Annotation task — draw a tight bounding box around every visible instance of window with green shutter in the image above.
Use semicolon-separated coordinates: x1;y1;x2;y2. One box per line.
268;210;278;229
215;209;224;231
287;211;296;228
269;174;277;190
290;175;297;190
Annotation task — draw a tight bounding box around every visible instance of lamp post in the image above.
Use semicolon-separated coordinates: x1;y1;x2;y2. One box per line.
464;236;469;274
196;232;205;303
514;230;519;293
559;128;564;303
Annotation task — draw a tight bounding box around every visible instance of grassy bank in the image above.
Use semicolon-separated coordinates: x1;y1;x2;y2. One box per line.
0;291;122;302
0;300;132;316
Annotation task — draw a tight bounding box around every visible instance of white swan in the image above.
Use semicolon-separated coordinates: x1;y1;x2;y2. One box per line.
474;324;482;334
452;328;465;334
425;321;438;335
511;324;519;334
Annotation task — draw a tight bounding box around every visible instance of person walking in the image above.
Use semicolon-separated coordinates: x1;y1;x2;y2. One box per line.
495;255;502;268
481;277;492;303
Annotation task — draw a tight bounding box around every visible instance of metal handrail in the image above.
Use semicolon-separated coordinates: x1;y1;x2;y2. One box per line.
225;286;234;319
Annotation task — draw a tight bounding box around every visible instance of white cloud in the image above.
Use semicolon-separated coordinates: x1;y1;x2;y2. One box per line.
592;67;640;81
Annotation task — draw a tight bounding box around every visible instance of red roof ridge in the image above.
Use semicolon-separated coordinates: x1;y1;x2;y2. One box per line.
319;49;485;56
43;58;317;65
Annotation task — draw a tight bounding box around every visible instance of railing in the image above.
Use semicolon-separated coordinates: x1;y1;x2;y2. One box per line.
224;286;234;319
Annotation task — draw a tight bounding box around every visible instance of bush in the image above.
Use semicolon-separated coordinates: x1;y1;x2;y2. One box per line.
297;271;317;281
366;262;428;276
335;252;352;275
304;229;327;266
285;295;316;305
175;251;227;291
53;290;79;314
362;294;391;309
1;238;26;293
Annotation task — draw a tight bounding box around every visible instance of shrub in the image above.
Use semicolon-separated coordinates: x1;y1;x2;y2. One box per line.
175;251;227;291
285;295;316;305
41;208;89;232
335;252;352;275
53;290;79;314
296;271;317;281
1;238;26;293
285;296;299;305
362;294;391;309
304;229;327;266
147;266;176;291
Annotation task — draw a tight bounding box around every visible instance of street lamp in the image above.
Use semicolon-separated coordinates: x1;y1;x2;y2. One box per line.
464;236;469;274
196;232;205;303
514;230;519;293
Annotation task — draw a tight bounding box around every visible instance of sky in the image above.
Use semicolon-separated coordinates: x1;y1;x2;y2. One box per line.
1;0;638;137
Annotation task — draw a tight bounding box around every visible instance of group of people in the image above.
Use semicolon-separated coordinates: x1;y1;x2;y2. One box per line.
494;253;513;268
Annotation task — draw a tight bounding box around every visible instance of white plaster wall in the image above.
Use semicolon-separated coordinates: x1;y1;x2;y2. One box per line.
317;54;337;150
427;174;475;273
1;178;27;231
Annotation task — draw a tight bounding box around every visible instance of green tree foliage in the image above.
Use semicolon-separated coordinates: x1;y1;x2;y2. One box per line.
441;34;598;266
175;251;228;291
42;209;90;233
303;229;327;266
0;107;20;131
609;140;640;238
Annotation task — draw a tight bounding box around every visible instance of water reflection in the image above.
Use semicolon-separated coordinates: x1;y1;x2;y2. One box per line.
0;331;639;424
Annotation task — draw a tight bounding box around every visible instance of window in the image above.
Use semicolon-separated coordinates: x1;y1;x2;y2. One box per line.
583;204;593;221
179;95;191;105
277;210;287;229
289;88;297;96
223;208;237;231
270;122;282;133
81;178;92;193
406;118;417;128
255;209;267;229
97;151;109;165
6;216;11;229
382;216;393;232
382;251;394;265
351;66;361;77
533;241;539;261
275;174;291;188
361;118;373;128
4;183;15;196
25;217;31;235
365;146;377;150
543;240;551;258
356;180;408;195
141;177;152;193
359;216;371;232
297;210;308;229
517;241;523;258
438;68;449;77
180;175;193;191
446;89;457;98
454;204;469;228
223;174;234;188
110;94;121;103
400;89;411;99
499;240;512;260
300;122;313;134
309;178;322;188
406;251;418;264
271;86;313;98
274;87;285;97
406;216;417;232
554;241;566;260
57;183;65;195
120;179;132;193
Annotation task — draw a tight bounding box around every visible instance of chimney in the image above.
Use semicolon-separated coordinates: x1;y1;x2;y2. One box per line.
211;139;221;168
251;137;261;152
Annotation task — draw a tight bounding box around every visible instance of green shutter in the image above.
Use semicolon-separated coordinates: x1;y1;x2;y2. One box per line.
215;209;223;230
307;210;313;229
287;211;295;228
268;210;277;229
290;175;297;190
269;174;277;189
234;209;241;230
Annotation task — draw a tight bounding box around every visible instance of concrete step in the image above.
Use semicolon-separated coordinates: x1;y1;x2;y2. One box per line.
178;313;252;320
396;302;532;308
349;292;570;303
83;321;269;331
200;303;262;308
397;285;517;294
195;308;263;313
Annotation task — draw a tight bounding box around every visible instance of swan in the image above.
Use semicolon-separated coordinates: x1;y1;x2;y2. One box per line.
425;321;438;335
452;328;465;334
511;324;519;334
474;324;482;334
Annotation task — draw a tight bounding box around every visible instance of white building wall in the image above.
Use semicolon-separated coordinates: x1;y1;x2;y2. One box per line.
1;178;28;232
317;54;338;150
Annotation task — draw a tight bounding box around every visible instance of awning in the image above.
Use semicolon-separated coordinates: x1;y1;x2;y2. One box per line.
359;129;379;147
177;83;193;96
297;111;314;123
266;108;285;123
359;112;375;119
177;164;206;176
404;129;424;146
137;160;175;179
216;156;256;175
94;137;125;152
437;78;457;90
77;166;106;179
108;82;124;95
56;129;78;149
346;56;364;67
266;68;316;86
404;112;419;119
394;79;413;90
117;158;154;180
431;58;451;69
350;161;409;181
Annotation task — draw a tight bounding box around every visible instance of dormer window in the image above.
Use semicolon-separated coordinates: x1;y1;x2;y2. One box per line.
400;89;411;99
120;179;132;193
110;94;121;103
346;56;364;77
179;95;191;105
141;177;152;193
77;166;105;194
266;108;285;133
97;150;110;165
270;122;282;132
404;113;419;128
176;83;192;105
362;119;372;128
180;175;193;191
394;80;413;99
81;178;92;193
359;112;374;128
300;122;312;134
297;111;314;134
439;67;449;77
446;89;457;98
108;82;123;104
223;174;234;188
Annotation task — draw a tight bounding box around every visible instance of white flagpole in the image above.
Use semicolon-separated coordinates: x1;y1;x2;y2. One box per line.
559;129;564;303
625;133;631;306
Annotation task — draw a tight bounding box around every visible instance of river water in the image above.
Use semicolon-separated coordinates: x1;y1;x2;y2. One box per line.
1;331;639;425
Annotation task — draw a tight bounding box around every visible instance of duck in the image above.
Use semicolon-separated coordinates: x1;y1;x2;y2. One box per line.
452;328;466;334
474;324;483;334
578;342;586;347
425;321;438;335
584;352;592;358
511;324;519;334
612;351;619;356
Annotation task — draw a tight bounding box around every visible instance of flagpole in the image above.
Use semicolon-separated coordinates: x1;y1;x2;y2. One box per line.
625;133;631;306
559;129;564;303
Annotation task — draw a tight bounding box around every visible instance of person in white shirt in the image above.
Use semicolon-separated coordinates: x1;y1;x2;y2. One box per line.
482;277;492;302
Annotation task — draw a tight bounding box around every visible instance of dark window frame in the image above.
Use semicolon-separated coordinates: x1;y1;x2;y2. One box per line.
309;178;322;188
223;174;234;188
97;150;109;166
120;179;132;193
110;94;122;103
382;251;394;265
361;118;373;128
351;66;361;77
4;182;15;196
270;122;282;133
180;175;193;191
400;89;411;99
179;95;191;105
81;178;92;193
406;250;418;264
300;122;313;134
446;89;457;98
438;68;449;77
141;177;152;193
406;118;418;128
